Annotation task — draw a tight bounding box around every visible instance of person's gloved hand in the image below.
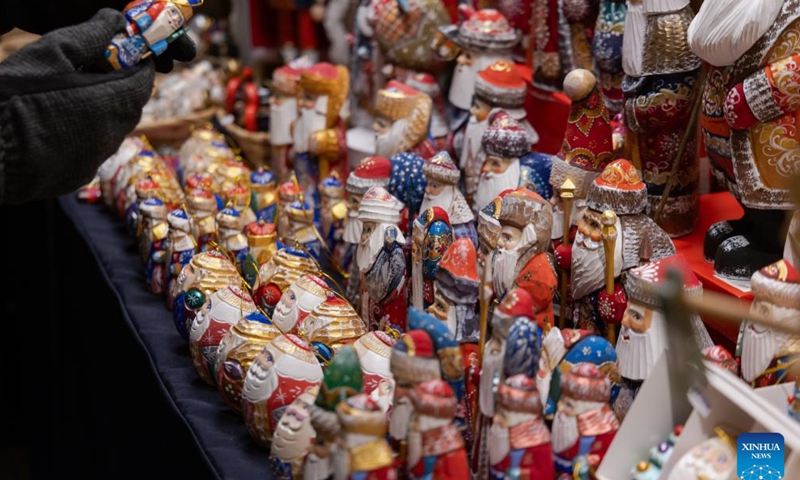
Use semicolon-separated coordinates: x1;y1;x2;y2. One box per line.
0;9;155;204
152;34;196;74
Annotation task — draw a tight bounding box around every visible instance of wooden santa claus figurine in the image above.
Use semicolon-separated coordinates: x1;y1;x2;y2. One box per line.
622;0;702;237
565;158;675;334
272;274;330;335
552;363;619;480
356;186;408;333
428;237;481;344
738;259;800;387
592;0;627;113
492;188;557;328
269;64;303;180
373;81;436;160
335;394;397;479
407;379;470;480
421;151;477;246
412;207;453;310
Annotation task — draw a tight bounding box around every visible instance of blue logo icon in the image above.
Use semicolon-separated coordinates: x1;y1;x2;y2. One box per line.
737;432;784;479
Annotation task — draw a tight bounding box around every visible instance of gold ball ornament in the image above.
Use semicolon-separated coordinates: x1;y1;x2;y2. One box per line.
563;69;597;102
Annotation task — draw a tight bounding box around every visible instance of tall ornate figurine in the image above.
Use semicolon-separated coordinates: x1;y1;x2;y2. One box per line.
492;188;556;328
421;151;477;246
622;0;702;237
353;331;397;410
318;173;348;263
295;63;350;213
405;72;450;150
187;187;218;252
739;260;800;387
277;178;302;241
428;237;480;344
246;220;278;268
251;168;279;224
688;0;800;280
343;156;393;304
474;112;533;214
223;182;257;227
335;394;397;479
591;0;626;113
286;200;322;260
242;334;324;448
552;363;619;480
270;64;304;179
373;81;435;160
407;379;470;480
412;207;454;310
567;159;675;334
216;206;249;273
356;187;408;333
139;197;169;295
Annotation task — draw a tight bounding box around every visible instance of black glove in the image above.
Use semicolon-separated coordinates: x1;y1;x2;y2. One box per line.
0;9;155;204
153;34;197;74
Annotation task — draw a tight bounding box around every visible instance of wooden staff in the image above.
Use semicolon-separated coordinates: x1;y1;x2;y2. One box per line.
601;210;618;345
473;253;493;436
559;179;576;328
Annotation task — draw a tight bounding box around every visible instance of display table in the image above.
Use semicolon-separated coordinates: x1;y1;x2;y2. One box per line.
59;196;270;480
673;192;752;348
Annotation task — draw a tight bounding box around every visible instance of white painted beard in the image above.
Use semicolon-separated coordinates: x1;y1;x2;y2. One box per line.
420;186;454;213
669;439;735;480
493;247;520;298
343;211;362;244
357;225;387;274
389;396;414;440
269;98;298;146
295;104;327;153
616;324;666;381
461;116;488;171
740;325;782;383
622;1;645;76
273;300;299;333
475;160;521;213
571;231;606;300
242;358;279;402
271;406;312;461
445;305;458;337
551;410;579;454
375;119;406;158
412;256;424;310
449;63;476;110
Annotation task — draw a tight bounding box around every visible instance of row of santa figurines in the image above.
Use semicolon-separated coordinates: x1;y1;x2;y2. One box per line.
228;0;800;289
79;111;800;480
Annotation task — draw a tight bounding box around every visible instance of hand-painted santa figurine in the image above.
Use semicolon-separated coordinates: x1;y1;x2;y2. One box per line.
246;220;278;268
412;207;454;310
285;200;322;260
444;8;520;146
592;0;626;113
223;182;258;227
738;260;800;387
251;168;278;224
353;331;397;411
215;310;282;414
407;379;470;480
186;187;218;252
404;72;450;150
356;187;408;333
139;197;169;295
373;81;435;160
548;68;615;244
253;246;320;314
165;208;196;307
493;188;556;328
461;61;538;204
189;285;258;386
335;393;397;479
270;387;318;480
428;237;480;344
216;206;249;273
489;317;554;480
270;64;303;180
294;63;349;215
567;159;676;334
622;0;702;237
614;254;713;418
666;428;737;480
242;334;324;448
343;156;393;304
688;0;799;281
474;112;534;214
552;363;619;480
272;274;330;335
170;250;240;340
421;151;477;246
276;178;302;241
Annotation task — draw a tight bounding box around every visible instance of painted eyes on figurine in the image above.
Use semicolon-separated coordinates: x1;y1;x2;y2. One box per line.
629;310;644;324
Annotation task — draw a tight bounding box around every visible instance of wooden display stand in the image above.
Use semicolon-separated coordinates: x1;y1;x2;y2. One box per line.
673;192;752;348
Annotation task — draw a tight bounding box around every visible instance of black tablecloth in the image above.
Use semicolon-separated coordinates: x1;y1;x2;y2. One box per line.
59;195;271;480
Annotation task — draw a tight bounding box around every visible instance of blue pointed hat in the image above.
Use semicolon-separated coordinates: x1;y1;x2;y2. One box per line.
503;317;542;380
407;307;465;401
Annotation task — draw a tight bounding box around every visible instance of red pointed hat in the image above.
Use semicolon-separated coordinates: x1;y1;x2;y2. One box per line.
550;69;614;199
272;64;303;96
475;60;527;109
625;254;702;309
346;156;392;195
586;159;648;215
496;287;535;319
436;237;480;304
751;260;800;310
456;7;521;52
